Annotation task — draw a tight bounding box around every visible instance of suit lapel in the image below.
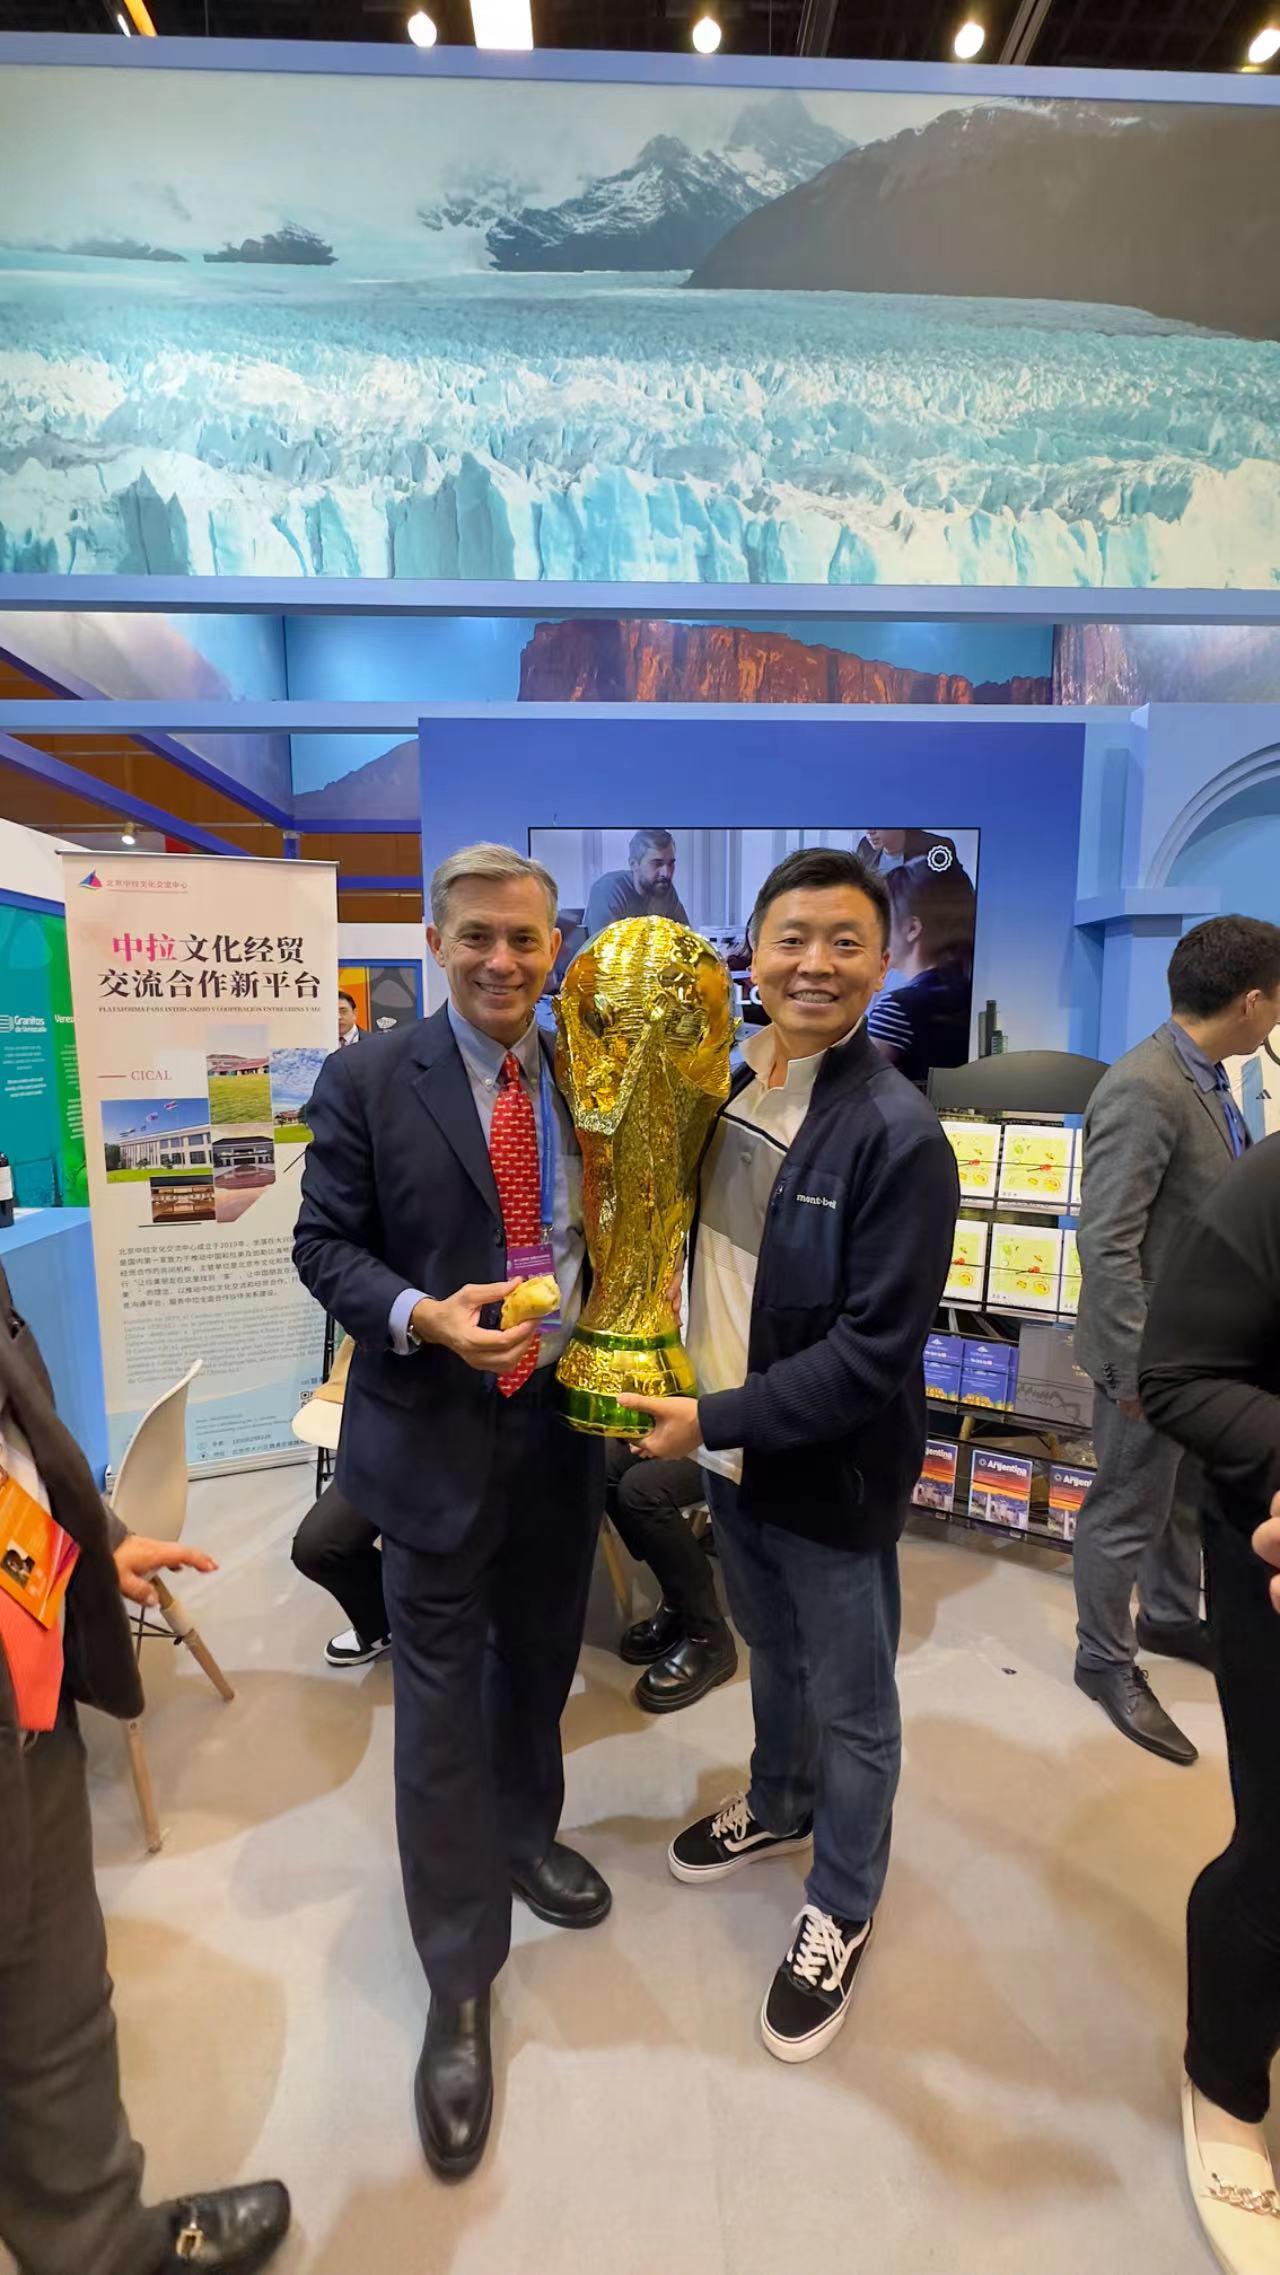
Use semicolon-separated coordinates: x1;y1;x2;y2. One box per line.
408;1008;503;1226
1157;1027;1234;1158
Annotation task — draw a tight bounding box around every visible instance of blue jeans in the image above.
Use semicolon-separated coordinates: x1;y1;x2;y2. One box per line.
705;1471;902;1924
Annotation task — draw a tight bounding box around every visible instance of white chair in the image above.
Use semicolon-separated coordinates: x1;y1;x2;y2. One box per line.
109;1359;234;1852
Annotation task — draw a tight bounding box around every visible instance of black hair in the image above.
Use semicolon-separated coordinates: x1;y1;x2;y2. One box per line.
749;848;890;951
338;991;357;1011
1168;916;1280;1019
883;854;977;974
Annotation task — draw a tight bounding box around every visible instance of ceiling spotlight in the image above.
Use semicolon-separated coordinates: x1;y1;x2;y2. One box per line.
470;0;534;46
120;831;136;846
407;8;437;42
953;18;985;56
691;13;722;52
1248;23;1280;61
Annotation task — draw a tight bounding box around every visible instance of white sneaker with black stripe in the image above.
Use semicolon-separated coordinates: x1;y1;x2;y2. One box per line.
324;1628;391;1669
668;1792;813;1884
761;1904;873;2063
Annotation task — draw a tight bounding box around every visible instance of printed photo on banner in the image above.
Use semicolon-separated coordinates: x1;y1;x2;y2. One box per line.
61;854;338;1473
1;65;1274;592
529;824;979;1088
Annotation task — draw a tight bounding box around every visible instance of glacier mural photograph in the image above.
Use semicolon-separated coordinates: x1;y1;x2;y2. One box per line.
0;62;1276;590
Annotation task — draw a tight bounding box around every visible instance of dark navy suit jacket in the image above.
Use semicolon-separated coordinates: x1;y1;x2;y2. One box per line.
293;1004;557;1554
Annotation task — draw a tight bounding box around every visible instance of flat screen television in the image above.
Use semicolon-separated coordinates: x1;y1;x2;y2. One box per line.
528;825;980;1091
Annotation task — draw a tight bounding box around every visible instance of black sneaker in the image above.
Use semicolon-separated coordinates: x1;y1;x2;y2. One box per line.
668;1792;813;1885
324;1627;391;1669
761;1905;873;2064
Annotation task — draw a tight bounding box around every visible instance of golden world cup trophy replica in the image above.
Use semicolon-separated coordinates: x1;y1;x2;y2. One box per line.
554;917;734;1436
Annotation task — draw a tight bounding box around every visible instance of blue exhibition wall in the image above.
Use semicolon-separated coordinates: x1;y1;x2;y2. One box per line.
0;40;1276;611
419;708;1087;1058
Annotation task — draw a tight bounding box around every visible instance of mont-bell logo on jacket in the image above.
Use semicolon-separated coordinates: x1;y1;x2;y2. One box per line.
79;871;103;889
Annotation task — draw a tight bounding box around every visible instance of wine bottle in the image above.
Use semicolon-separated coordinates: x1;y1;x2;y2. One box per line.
0;1150;13;1232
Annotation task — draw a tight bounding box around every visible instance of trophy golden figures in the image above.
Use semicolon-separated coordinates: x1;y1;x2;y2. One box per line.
554;917;733;1436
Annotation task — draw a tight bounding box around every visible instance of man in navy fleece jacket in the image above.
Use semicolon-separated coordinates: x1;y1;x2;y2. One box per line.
632;847;958;2066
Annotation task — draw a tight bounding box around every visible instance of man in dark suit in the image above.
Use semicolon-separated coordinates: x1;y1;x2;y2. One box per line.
294;842;607;2183
0;1263;290;2275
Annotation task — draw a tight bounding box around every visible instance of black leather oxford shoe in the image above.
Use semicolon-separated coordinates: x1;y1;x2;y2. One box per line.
511;1842;612;1929
156;2182;290;2270
414;1994;493;2181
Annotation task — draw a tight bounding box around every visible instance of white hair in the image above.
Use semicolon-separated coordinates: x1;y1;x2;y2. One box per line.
429;842;559;931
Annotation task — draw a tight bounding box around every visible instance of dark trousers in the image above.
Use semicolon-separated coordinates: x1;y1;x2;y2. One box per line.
705;1472;902;1925
380;1375;604;2002
604;1442;722;1633
292;1481;388;1646
1186;1512;1280;2123
0;1705;168;2275
1073;1389;1203;1672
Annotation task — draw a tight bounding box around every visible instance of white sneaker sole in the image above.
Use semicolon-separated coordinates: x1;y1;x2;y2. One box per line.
668;1831;813;1886
761;1991;853;2065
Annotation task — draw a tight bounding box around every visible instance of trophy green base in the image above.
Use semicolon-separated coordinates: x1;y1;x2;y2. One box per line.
556;1324;697;1438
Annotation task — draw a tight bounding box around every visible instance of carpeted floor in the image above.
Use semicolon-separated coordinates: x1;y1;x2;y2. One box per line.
65;1467;1236;2275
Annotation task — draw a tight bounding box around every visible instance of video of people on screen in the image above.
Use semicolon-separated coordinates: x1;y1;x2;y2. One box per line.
528;826;979;1089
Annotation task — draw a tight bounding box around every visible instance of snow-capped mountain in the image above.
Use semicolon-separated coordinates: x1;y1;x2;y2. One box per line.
691;99;1280;340
487;92;848;273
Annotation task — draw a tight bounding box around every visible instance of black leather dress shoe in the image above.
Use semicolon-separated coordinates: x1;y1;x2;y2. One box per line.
1075;1662;1198;1765
1135;1614;1215;1672
414;1994;493;2181
619;1603;684;1665
634;1627;738;1715
156;2182;290;2270
511;1842;612;1928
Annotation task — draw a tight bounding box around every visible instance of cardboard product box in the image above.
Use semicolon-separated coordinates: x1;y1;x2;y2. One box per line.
1014;1324;1096;1431
1046;1463;1093;1544
924;1331;964;1402
944;1219;989;1306
941;1118;1002;1202
913;1439;959;1516
988;1223;1064;1315
998;1123;1075;1208
969;1448;1033;1532
959;1339;1018;1411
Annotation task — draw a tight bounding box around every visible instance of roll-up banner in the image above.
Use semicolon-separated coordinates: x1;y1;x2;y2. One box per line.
61;853;338;1474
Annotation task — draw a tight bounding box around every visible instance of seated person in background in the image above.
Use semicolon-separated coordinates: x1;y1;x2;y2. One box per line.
855;827;961;878
584;828;690;939
292;1481;389;1668
866;855;977;1091
606;1440;736;1712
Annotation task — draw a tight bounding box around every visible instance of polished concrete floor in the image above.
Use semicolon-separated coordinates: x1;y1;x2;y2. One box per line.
73;1467;1238;2275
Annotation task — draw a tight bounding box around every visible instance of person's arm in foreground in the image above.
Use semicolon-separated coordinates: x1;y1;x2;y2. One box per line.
1139;1144;1280;1536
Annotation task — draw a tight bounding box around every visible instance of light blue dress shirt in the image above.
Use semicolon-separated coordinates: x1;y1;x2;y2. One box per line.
387;1004;586;1367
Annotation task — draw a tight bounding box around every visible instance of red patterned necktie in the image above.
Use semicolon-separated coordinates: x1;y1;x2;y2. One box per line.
490;1051;542;1398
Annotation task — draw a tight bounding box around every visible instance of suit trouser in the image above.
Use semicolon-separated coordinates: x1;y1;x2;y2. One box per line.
0;1704;168;2275
1073;1387;1203;1673
291;1481;388;1647
380;1372;604;2003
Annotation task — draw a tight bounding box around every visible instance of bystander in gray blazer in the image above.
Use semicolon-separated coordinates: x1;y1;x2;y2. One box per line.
1073;1024;1239;1692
